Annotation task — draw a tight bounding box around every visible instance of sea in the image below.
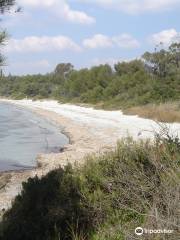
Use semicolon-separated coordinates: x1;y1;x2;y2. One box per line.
0;102;69;172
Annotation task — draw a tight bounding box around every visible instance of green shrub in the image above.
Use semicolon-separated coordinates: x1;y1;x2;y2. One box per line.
0;165;94;240
0;136;179;240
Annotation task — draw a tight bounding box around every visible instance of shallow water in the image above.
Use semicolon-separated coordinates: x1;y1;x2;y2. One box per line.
0;102;69;172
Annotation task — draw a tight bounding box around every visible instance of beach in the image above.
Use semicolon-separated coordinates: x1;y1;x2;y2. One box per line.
0;99;180;213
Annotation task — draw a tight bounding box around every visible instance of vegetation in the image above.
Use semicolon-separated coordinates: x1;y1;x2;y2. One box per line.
0;1;179;239
0;0;16;68
0;0;15;14
0;44;180;122
124;102;180;123
0;133;180;240
0;6;179;237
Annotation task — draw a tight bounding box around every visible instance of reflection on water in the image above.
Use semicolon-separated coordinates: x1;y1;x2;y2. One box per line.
0;102;69;172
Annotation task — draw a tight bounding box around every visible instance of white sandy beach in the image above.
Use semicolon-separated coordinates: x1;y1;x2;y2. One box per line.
0;99;180;212
3;99;180;139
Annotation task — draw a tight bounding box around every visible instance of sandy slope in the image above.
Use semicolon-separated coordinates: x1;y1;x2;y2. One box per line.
0;99;180;212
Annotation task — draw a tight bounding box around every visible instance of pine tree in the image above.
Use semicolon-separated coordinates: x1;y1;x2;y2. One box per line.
0;0;15;13
0;0;15;67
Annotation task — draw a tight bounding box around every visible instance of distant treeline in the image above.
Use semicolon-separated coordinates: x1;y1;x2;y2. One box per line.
0;43;180;108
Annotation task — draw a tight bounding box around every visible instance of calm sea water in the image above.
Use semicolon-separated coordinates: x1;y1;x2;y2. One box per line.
0;102;69;172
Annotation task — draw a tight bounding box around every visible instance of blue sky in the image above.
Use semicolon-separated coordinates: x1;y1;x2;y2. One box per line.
1;0;180;75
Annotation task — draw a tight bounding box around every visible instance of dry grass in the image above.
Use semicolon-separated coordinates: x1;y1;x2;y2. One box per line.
124;102;180;123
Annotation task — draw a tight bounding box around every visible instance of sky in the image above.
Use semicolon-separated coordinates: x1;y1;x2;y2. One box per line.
1;0;180;75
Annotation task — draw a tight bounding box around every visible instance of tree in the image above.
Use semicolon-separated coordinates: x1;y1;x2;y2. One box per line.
169;42;180;68
54;63;74;78
0;0;16;68
114;60;144;76
142;49;169;78
0;0;15;13
0;31;7;66
142;42;180;78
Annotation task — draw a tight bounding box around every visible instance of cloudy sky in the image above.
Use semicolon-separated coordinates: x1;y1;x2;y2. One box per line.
1;0;180;75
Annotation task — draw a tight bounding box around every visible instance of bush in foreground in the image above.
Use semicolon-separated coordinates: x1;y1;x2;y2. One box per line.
0;135;180;240
0;165;95;240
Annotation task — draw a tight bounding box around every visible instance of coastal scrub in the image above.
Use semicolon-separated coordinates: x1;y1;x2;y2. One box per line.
0;134;180;240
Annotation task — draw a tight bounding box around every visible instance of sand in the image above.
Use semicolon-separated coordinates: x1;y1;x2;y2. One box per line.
0;99;180;213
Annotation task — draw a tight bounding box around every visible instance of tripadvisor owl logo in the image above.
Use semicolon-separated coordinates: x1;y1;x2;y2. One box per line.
135;227;144;236
135;227;174;236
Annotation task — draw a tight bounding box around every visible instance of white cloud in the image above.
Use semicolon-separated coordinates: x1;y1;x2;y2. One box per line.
34;59;51;68
83;34;140;49
4;33;139;54
19;0;56;8
19;0;95;24
112;34;140;48
149;29;180;46
6;35;81;53
61;3;95;24
83;34;113;48
4;59;52;75
20;59;51;69
79;0;180;14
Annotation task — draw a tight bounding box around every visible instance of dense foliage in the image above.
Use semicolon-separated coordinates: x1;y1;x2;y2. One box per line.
0;134;180;240
0;44;179;109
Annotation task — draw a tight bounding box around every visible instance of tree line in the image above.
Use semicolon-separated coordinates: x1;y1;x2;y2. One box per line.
0;43;180;108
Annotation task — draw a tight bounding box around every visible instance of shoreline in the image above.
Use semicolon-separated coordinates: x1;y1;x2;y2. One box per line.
0;101;69;173
0;99;180;214
0;100;115;212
